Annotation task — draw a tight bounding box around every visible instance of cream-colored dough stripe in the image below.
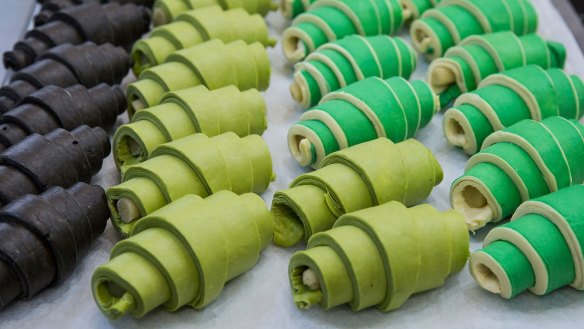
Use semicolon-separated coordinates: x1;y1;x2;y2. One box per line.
308;53;348;87
295;61;331;100
362;37;384;78
454;93;505;130
443;108;479;153
320;91;387;138
484;227;550;295
482;131;559;191
380;79;410;139
539;123;573;185
288;124;327;167
320;43;366;80
424;8;462;43
312;0;366;35
300;110;350;149
442;0;492;32
295;14;338;41
466;153;530;201
367;0;383;34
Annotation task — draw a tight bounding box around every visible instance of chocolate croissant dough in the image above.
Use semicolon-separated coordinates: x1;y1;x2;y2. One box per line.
0;42;130;113
34;0;155;26
444;66;584;155
4;2;150;71
92;191;272;319
272;138;443;247
290;35;417;108
114;85;267;172
410;0;538;60
470;185;584;299
0;125;110;206
132;6;275;75
107;132;274;237
0;183;108;311
289;77;438;168
0;84;125;152
282;0;406;63
428;32;566;108
152;0;277;26
450;117;584;231
289;201;469;312
126;39;270;116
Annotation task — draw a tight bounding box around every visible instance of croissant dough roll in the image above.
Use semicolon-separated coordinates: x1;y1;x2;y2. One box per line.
289;77;437;167
92;191;272;319
401;0;442;20
152;0;278;26
470;185;584;298
152;0;277;26
411;0;538;60
444;66;584;154
290;35;417;109
126;39;270;116
428;32;566;107
107;132;274;237
0;183;108;310
289;201;469;312
282;0;406;63
132;6;275;75
272;138;442;247
114;85;267;172
450;117;584;231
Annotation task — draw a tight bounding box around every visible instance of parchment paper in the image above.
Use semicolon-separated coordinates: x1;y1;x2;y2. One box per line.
1;0;583;328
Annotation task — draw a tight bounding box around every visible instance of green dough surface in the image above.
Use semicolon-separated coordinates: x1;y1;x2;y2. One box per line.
152;0;277;26
133;6;276;75
114;85;267;172
282;1;406;63
410;0;538;60
272;138;443;247
126;39;271;115
92;191;273;319
288;201;469;312
290;35;417;108
289;76;438;167
444;66;584;154
107;132;274;237
450;117;584;231
470;185;584;298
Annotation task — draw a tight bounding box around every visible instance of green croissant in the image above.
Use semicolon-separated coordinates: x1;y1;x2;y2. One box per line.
126;39;270;116
289;77;437;167
132;6;276;75
401;0;443;20
152;0;277;26
290;35;416;108
444;66;584;154
107;132;274;237
410;0;538;60
273;138;443;247
428;32;566;107
470;185;584;299
282;0;406;63
289;201;469;312
114;85;267;172
92;191;273;319
450;117;584;231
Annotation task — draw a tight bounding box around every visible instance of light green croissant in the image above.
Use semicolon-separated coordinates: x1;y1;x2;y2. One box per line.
272;138;443;247
92;191;273;319
444;66;584;154
289;201;469;312
289;77;438;168
410;0;538;60
107;132;274;237
152;0;277;26
132;6;276;75
282;0;406;63
450;117;584;232
290;35;417;109
470;185;584;299
126;39;270;116
428;32;566;107
113;85;267;172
